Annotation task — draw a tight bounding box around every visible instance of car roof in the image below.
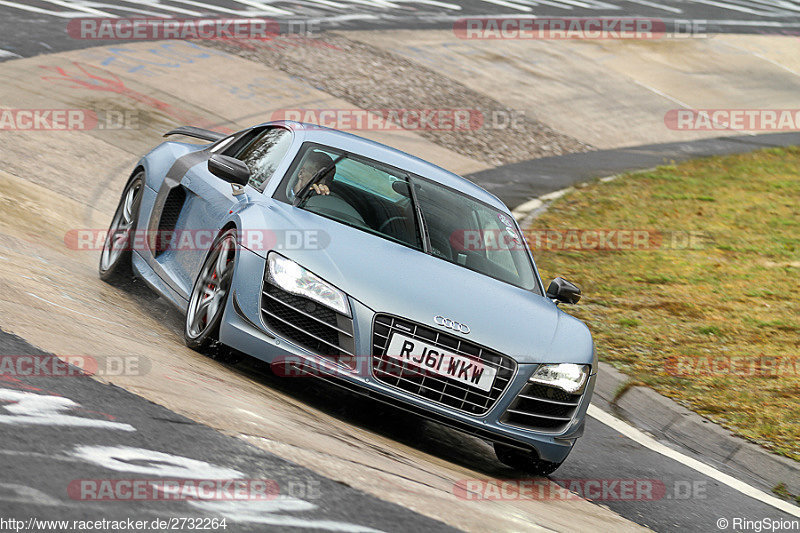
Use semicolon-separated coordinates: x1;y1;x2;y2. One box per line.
260;120;508;212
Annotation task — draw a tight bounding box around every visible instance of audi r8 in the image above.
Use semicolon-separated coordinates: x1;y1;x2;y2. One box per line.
99;121;595;474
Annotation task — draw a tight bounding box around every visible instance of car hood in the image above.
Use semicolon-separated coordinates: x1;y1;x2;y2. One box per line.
244;200;593;364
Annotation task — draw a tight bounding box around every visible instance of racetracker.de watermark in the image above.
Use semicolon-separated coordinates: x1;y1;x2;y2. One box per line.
65;229;328;253
0;355;149;377
271;108;487;131
271;352;490;383
665;356;799;377
453;479;708;501
68;479;280;501
453;18;708;40
67;18;287;40
0;109;139;131
449;229;713;251
665;109;800;131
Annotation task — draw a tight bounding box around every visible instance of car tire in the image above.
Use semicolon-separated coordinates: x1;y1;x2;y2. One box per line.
99;172;144;283
494;443;564;476
184;228;238;352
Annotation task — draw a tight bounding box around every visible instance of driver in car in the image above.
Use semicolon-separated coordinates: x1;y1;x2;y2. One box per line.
293;151;334;197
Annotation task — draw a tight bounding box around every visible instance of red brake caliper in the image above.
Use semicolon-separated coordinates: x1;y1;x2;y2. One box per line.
202;249;232;328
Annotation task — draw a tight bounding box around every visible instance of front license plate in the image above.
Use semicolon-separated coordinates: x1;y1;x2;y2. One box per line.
384;333;496;392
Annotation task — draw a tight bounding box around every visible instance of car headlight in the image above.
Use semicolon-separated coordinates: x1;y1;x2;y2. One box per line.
529;363;590;394
267;253;351;317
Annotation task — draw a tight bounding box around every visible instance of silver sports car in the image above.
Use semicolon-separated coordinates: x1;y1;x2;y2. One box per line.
99;121;596;475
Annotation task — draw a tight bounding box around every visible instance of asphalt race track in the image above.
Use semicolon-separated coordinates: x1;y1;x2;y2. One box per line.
2;0;800;59
0;2;799;532
0;328;455;533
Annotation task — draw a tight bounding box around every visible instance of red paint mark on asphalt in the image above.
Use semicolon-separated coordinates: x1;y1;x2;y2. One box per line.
39;61;233;134
0;374;47;393
75;407;117;421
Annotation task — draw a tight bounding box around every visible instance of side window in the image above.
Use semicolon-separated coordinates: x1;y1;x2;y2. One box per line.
229;128;292;190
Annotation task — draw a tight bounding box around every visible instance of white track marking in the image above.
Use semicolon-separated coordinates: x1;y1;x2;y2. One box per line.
0;449;85;464
306;13;380;22
525;0;575;8
702;19;800;27
588;405;800;518
688;0;790;16
400;0;461;8
716;39;800;78
744;0;800;12
551;0;620;8
69;445;383;532
0;0;79;17
318;0;385;7
166;0;289;16
229;0;297;15
629;80;733;130
0;389;136;431
38;0;118;16
75;2;173;16
116;0;205;16
339;0;401;9
190;499;385;532
302;0;351;9
630;79;694;109
623;0;683;13
511;198;543;219
477;0;534;11
1;0;800;26
0;49;20;59
72;445;244;478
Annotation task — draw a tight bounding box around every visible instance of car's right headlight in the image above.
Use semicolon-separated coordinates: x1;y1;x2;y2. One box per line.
267;252;351;317
529;363;590;394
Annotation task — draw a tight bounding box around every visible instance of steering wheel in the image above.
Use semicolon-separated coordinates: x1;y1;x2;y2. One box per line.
377;216;407;235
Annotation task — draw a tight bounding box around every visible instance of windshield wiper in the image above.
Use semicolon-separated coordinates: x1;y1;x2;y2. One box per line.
293;153;347;207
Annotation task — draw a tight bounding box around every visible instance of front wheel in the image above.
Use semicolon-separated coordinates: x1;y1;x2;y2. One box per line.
184;228;238;351
494;443;564;476
99;172;144;283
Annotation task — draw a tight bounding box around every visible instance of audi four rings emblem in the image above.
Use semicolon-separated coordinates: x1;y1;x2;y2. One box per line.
434;315;470;334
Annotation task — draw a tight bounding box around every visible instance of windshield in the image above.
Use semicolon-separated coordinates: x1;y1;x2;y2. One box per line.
286;145;424;250
414;179;538;291
281;143;539;292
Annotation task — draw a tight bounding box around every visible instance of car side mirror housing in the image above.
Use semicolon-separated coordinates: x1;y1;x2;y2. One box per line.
208;154;250;186
547;277;581;304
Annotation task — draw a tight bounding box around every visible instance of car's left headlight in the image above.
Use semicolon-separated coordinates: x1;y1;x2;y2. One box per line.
267;253;351;317
529;363;590;394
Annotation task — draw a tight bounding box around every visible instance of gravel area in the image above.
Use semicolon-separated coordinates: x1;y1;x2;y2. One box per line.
203;33;591;167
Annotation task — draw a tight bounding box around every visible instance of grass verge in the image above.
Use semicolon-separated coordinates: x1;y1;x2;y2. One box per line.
530;147;799;460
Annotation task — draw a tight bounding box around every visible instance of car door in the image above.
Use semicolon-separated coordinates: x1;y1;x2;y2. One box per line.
165;126;294;296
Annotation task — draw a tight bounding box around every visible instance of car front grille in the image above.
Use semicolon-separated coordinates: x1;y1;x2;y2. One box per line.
500;382;582;433
371;314;516;415
260;282;355;367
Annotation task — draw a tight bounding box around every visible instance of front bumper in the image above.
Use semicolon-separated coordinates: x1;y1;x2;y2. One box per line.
219;247;595;464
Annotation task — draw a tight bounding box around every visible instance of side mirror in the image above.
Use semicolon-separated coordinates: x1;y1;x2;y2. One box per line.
546;277;581;304
208;154;250;186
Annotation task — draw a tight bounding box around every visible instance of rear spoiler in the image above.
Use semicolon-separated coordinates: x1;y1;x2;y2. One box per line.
163;126;226;142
